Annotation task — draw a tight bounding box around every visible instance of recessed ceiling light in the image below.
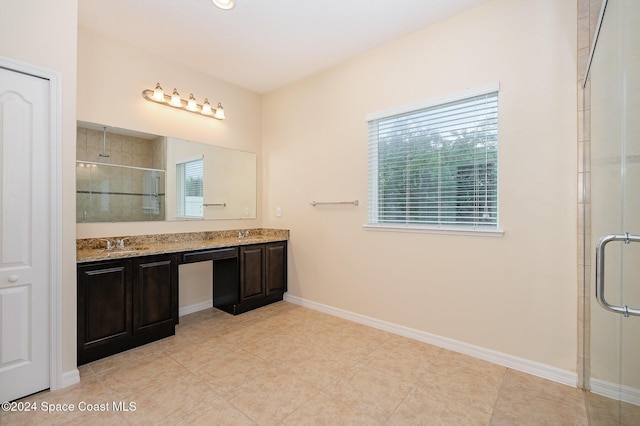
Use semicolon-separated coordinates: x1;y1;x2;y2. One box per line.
212;0;234;10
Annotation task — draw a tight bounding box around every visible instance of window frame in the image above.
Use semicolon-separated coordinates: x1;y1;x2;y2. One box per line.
364;83;504;237
175;156;204;219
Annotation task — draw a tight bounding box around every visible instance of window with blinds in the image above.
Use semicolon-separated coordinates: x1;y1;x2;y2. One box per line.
367;87;499;229
176;158;204;218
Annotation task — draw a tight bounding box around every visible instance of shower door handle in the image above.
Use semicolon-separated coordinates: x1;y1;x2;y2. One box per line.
595;233;640;317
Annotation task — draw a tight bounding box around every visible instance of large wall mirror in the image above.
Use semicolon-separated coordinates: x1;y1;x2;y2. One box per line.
76;121;257;222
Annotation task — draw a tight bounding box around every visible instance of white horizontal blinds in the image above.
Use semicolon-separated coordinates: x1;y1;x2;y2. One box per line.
368;91;498;227
176;158;204;217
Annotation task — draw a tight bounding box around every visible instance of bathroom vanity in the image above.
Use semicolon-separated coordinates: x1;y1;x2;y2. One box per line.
76;229;288;364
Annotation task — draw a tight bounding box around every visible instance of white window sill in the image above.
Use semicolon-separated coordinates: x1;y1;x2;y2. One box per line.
362;224;504;237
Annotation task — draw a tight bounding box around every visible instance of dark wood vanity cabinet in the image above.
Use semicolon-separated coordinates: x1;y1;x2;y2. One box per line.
240;244;266;302
77;254;178;365
238;241;287;313
77;260;132;364
184;242;287;316
265;241;287;295
131;255;178;336
77;240;286;363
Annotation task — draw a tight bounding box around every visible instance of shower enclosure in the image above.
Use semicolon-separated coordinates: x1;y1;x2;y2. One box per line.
76;162;165;222
586;0;640;423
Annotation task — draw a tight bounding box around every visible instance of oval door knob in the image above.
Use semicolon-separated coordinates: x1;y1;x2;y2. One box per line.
8;275;18;282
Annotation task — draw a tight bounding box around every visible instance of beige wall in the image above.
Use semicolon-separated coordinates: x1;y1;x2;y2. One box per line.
0;0;78;373
262;0;578;371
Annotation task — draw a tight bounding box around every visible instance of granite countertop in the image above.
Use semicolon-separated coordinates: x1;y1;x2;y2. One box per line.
77;228;289;263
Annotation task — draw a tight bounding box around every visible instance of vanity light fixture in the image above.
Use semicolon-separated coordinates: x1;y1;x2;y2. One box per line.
142;83;226;120
212;0;235;10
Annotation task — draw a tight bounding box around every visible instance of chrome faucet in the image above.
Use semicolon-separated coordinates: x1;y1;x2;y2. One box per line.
116;238;129;249
101;239;115;250
238;230;250;238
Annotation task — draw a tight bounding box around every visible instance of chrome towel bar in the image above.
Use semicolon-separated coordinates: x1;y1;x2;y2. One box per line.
310;200;358;207
203;203;226;207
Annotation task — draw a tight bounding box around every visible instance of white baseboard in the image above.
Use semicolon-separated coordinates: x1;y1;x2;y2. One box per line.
591;378;640;406
284;294;578;388
57;369;80;389
179;300;213;317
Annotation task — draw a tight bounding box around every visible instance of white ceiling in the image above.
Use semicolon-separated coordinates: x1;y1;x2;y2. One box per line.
78;0;490;94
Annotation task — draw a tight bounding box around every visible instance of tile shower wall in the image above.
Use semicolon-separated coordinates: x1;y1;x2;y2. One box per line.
577;0;604;389
76;126;166;222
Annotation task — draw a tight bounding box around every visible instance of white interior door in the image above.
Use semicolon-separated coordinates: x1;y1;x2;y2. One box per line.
0;66;51;402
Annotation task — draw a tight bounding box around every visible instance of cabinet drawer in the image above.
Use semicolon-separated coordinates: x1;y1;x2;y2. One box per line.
182;247;238;264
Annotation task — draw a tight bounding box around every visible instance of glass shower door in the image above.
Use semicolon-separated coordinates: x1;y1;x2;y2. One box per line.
588;0;640;423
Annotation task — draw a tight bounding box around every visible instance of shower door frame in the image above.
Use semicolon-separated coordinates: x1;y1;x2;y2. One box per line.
581;0;640;406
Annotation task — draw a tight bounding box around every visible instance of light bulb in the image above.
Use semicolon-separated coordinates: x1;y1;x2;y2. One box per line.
214;102;225;120
170;88;182;107
212;0;234;10
187;93;198;111
152;83;164;102
201;98;213;115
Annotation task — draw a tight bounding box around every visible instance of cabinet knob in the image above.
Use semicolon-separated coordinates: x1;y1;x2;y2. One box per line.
8;275;18;282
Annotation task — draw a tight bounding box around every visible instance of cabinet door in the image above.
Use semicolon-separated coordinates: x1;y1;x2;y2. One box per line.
266;241;287;295
240;245;265;302
132;254;178;335
77;261;132;353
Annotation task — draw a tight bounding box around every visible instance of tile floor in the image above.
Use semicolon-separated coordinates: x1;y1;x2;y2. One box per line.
2;301;637;425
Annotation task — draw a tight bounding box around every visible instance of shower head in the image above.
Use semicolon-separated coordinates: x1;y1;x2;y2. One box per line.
99;126;110;158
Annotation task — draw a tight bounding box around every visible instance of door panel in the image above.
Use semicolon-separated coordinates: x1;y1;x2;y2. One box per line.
0;67;50;402
0;285;30;366
589;0;640;420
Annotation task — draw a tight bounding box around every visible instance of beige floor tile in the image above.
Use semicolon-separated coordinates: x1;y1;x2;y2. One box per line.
168;398;257;425
281;391;384;425
324;364;414;420
491;371;588;425
229;368;320;425
412;349;506;416
286;344;360;389
313;328;386;360
432;349;507;379
1;404;131;426
255;308;307;330
216;322;273;346
501;369;586;409
123;374;221;424
242;333;312;363
57;409;132;425
176;306;226;326
87;339;168;375
166;334;239;371
389;385;492;425
8;302;613;425
586;392;640;426
194;349;270;397
264;322;324;346
96;352;189;399
363;336;441;384
145;327;202;352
